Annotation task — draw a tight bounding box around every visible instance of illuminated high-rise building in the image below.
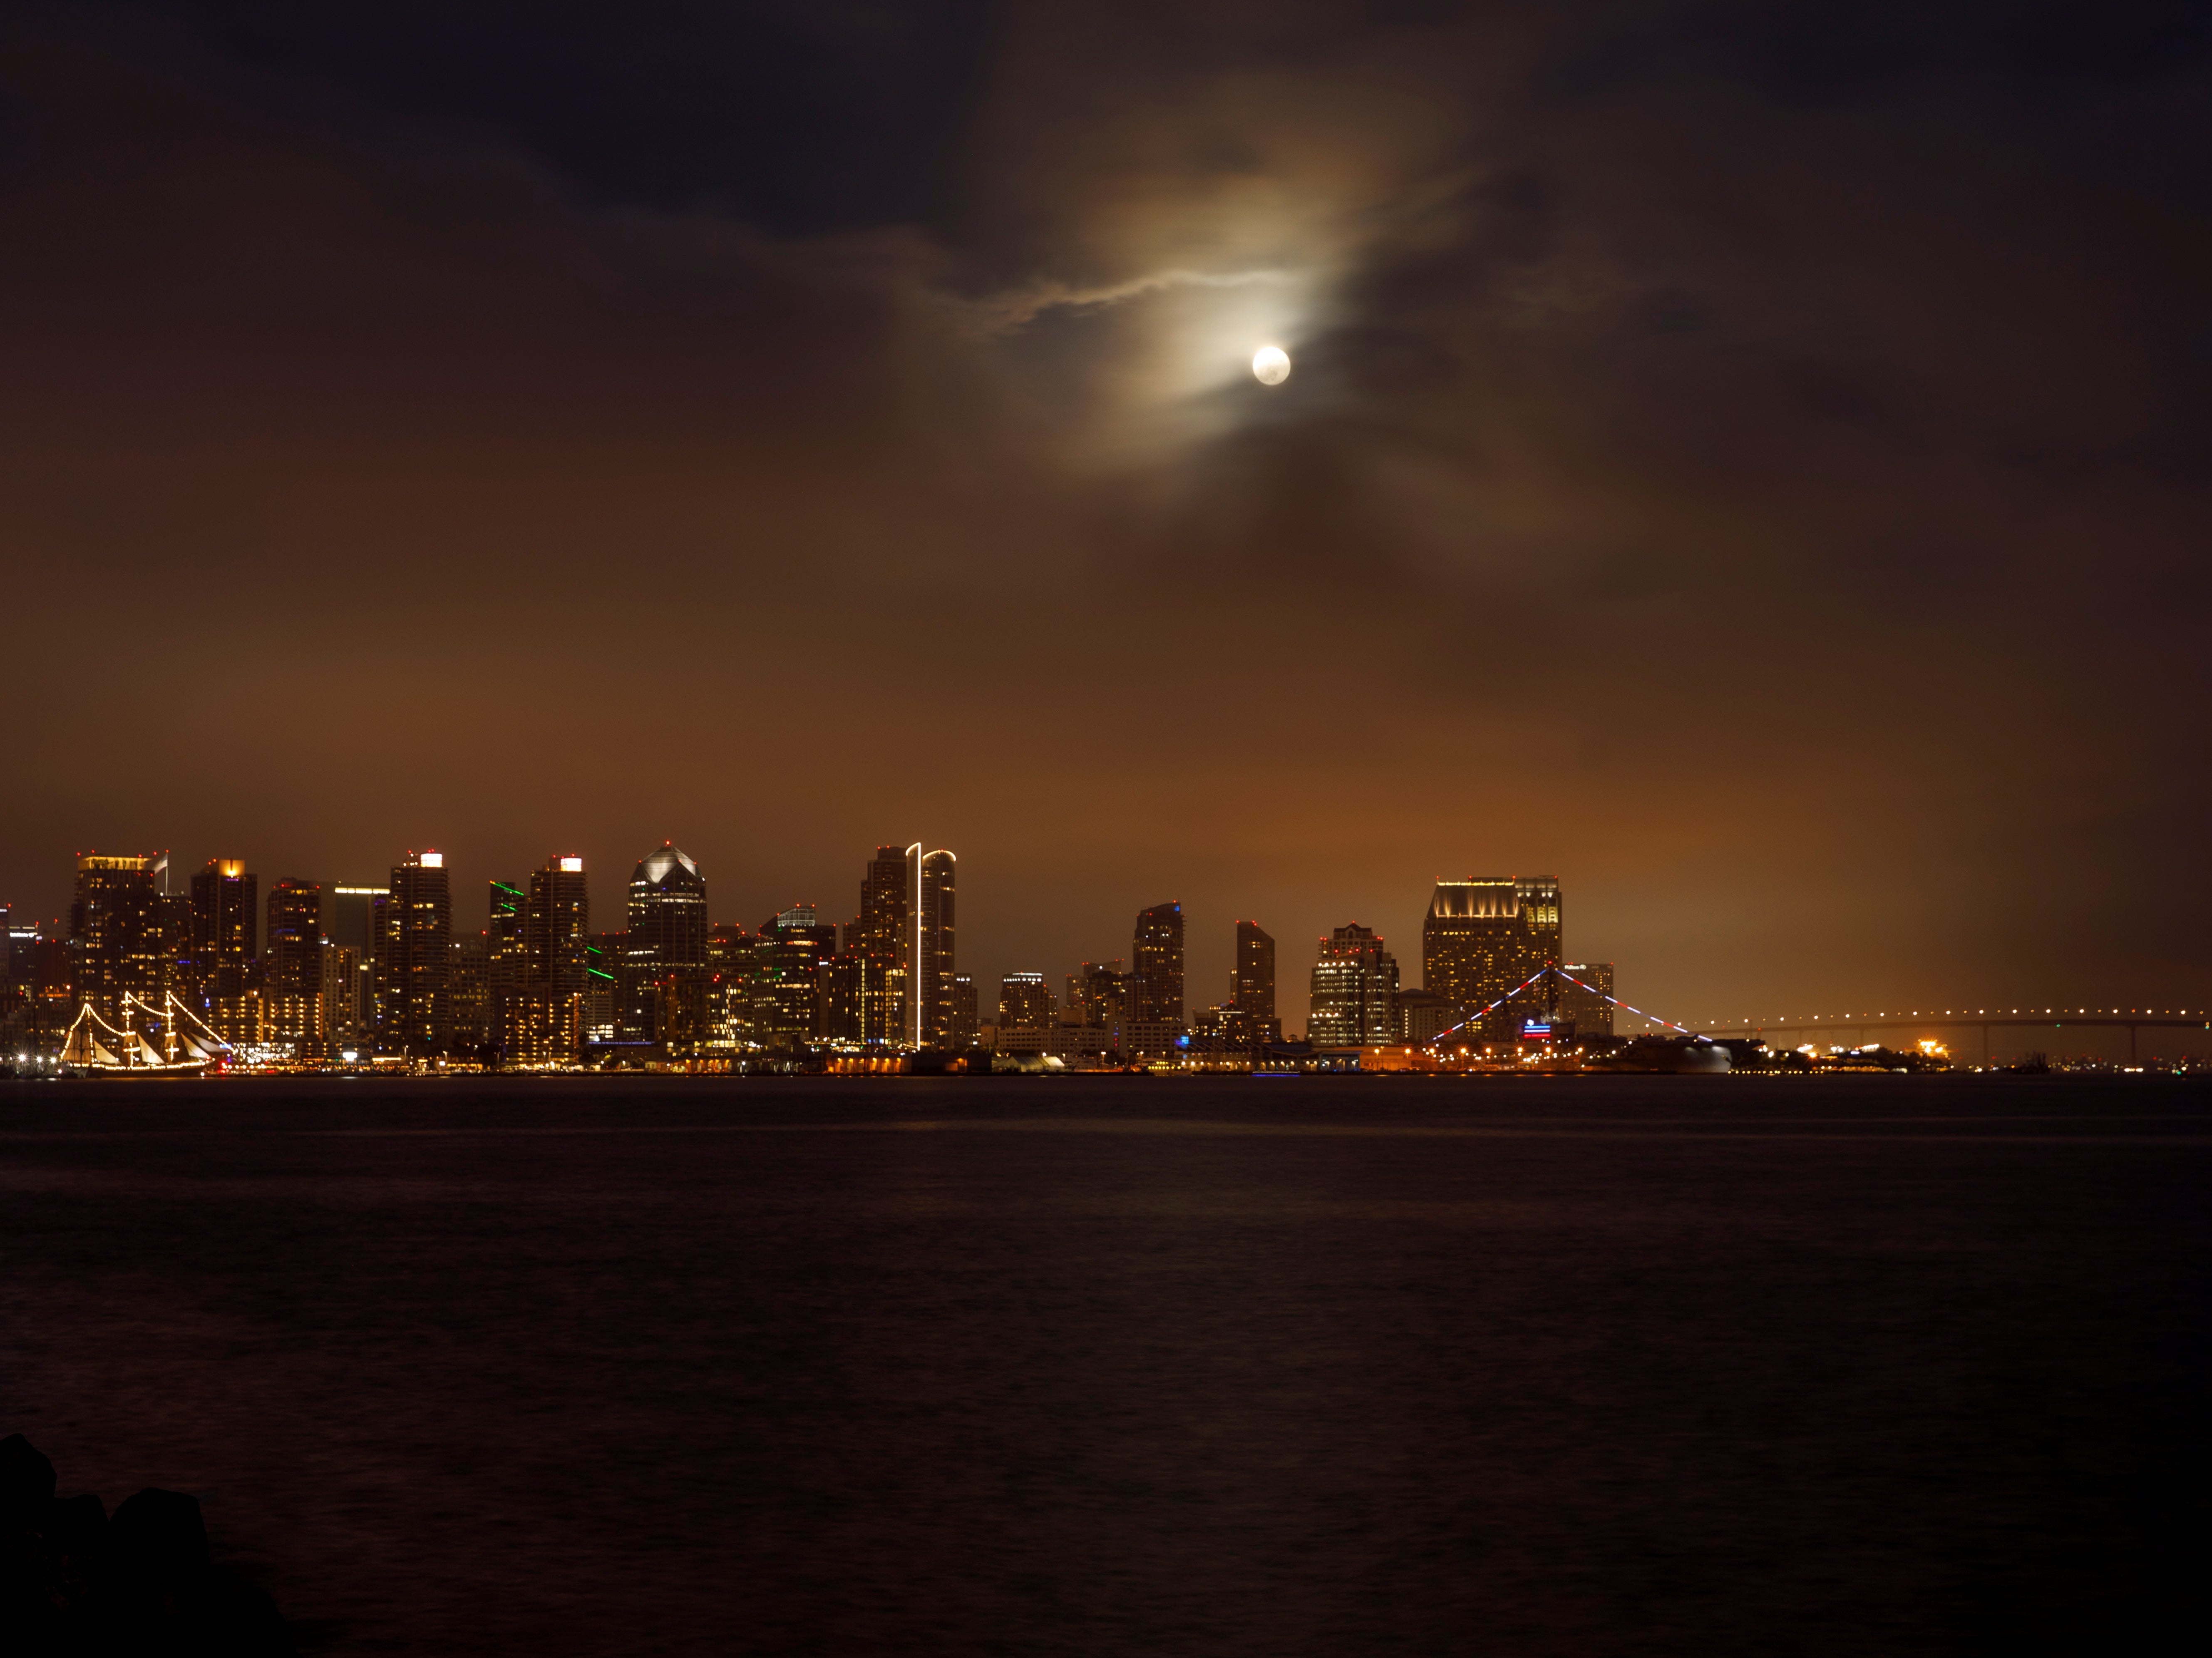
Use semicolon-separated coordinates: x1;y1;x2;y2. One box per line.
449;932;492;1054
68;851;167;1025
753;904;837;1049
1308;923;1399;1046
832;845;908;1047
584;932;623;1043
321;943;361;1054
629;843;707;965
1557;962;1615;1039
1231;921;1275;1023
265;880;323;996
487;879;526;1056
525;856;591;997
949;974;979;1049
1516;877;1563;971
704;923;756;1047
1132;902;1184;1024
498;855;591;1063
380;850;452;1056
1423;879;1540;1014
264;879;325;1053
903;845;956;1048
621;843;708;1042
330;884;388;1034
189;858;257;1002
998;972;1052;1030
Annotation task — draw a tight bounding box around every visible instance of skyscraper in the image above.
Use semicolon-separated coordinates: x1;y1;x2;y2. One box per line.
330;885;388;1037
1557;962;1615;1039
628;843;708;967
1308;923;1400;1046
189;858;257;1002
1232;920;1275;1024
998;972;1052;1030
68;851;166;1026
381;850;452;1056
834;845;909;1047
754;904;837;1049
265;880;323;997
706;923;757;1048
904;845;956;1048
448;932;492;1054
265;878;325;1053
526;857;591;998
1423;879;1544;1015
1516;877;1563;972
495;856;590;1063
487;879;526;1055
1132;902;1184;1024
949;974;978;1049
623;842;708;1042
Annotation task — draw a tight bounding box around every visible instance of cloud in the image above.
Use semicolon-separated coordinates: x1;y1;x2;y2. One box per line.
1;2;2209;1022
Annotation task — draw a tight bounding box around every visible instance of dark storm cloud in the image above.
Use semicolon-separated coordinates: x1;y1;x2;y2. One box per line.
2;0;2208;1021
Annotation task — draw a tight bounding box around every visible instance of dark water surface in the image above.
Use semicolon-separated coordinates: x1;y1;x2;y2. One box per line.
3;1076;2209;1655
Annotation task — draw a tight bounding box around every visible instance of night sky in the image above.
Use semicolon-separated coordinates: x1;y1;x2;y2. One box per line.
5;2;2208;1027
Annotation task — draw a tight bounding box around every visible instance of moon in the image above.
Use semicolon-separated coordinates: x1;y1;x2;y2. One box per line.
1251;345;1291;386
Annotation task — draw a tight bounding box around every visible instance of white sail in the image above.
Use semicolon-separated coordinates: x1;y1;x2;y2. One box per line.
90;1038;120;1067
134;1034;165;1066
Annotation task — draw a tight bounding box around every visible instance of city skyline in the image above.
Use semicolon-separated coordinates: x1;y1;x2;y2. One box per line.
9;827;2205;1041
16;837;1619;1059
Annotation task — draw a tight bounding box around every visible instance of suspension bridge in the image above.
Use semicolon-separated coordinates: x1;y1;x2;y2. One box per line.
1424;970;2208;1066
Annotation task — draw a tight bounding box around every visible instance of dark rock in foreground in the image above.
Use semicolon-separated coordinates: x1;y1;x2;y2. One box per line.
2;1433;295;1655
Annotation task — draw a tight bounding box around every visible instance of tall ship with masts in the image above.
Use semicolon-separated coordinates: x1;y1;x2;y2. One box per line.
60;991;233;1074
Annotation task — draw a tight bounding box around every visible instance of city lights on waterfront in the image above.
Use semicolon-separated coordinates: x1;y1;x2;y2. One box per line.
6;845;2203;1079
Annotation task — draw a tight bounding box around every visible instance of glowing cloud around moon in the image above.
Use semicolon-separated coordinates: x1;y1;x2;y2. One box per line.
1251;346;1291;385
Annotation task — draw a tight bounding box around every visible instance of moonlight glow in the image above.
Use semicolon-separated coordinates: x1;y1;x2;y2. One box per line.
1252;346;1291;385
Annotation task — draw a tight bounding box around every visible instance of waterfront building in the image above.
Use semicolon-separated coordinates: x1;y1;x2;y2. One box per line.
487;880;526;1056
904;845;956;1048
1186;1002;1270;1065
1232;920;1275;1024
330;885;389;1027
380;850;452;1057
1132;902;1184;1024
265;880;323;997
753;904;837;1049
1309;923;1399;1046
321;942;362;1052
189;858;257;1003
449;932;492;1054
950;973;979;1048
68;852;167;1026
1423;879;1543;1014
504;990;583;1065
1124;1019;1188;1062
584;932;623;1042
1066;960;1127;1026
998;972;1053;1031
1557;962;1616;1039
622;843;708;1042
1393;986;1466;1044
706;923;757;1048
265;879;325;1053
526;856;591;998
1517;877;1564;972
833;845;909;1045
159;890;192;1004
